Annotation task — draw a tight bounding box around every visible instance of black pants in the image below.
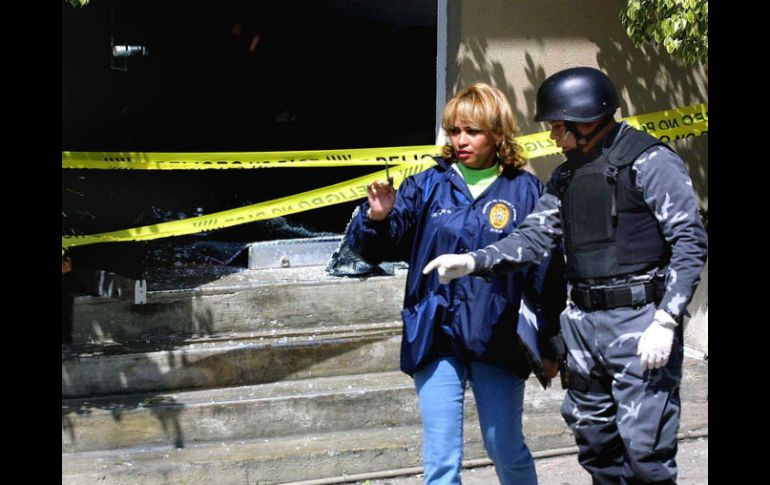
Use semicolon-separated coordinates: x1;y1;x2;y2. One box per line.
559;302;683;484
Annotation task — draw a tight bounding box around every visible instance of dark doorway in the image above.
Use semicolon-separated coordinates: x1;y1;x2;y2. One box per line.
62;0;437;276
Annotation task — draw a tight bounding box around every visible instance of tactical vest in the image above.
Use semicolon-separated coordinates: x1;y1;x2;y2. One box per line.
558;128;671;281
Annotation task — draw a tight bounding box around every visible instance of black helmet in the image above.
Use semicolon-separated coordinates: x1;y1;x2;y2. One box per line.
534;67;619;123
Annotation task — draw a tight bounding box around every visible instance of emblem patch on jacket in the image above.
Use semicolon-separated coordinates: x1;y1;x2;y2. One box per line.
482;199;516;233
488;203;511;230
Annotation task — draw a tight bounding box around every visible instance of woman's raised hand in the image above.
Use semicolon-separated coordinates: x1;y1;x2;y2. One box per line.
366;180;395;220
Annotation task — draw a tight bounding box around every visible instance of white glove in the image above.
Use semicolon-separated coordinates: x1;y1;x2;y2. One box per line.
422;254;476;284
637;310;677;370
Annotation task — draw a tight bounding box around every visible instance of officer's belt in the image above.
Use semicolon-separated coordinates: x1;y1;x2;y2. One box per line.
570;279;664;311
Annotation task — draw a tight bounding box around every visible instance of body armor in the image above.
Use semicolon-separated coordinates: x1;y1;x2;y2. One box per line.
559;128;670;281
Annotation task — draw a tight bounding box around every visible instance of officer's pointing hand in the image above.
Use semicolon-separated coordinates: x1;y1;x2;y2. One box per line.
422;254;476;284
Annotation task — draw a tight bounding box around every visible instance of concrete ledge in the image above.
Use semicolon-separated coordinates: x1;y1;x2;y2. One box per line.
63;324;402;397
72;267;406;345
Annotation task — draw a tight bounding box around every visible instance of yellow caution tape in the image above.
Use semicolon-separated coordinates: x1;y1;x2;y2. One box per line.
62;104;707;169
62;159;437;249
518;103;708;159
62;104;707;248
62;146;441;170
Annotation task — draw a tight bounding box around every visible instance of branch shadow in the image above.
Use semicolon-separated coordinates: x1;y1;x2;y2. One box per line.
449;5;707;203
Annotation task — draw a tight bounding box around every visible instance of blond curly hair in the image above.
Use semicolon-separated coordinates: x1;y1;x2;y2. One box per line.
440;83;526;170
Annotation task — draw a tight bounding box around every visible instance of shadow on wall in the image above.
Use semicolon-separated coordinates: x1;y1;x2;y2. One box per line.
591;37;708;205
448;14;707;203
454;36;533;137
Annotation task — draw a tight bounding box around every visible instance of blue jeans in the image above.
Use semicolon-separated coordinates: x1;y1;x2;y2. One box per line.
414;357;537;485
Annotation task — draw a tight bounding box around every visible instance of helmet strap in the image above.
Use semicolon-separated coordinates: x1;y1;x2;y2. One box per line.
565;117;616;154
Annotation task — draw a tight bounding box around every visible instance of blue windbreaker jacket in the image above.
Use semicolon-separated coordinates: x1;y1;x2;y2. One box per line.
345;157;565;376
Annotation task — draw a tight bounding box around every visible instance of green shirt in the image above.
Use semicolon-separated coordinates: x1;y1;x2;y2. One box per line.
455;162;499;199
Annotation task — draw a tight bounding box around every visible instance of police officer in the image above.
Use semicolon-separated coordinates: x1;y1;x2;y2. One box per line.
423;67;707;484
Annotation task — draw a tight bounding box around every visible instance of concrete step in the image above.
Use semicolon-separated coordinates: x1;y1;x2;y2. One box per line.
63;322;402;398
62;370;567;453
61;415;568;485
61;391;707;485
72;266;406;346
63;371;416;453
60;424;455;485
62;358;707;457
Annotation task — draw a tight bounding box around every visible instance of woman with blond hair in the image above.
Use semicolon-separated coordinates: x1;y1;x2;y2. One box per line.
345;83;565;484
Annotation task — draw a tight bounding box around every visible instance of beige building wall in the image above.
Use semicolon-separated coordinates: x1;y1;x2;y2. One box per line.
442;0;708;208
